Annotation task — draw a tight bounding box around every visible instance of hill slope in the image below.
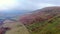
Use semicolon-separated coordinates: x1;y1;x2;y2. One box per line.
20;6;60;34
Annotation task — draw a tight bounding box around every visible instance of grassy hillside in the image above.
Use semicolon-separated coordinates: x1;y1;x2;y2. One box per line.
27;15;60;34
20;6;60;34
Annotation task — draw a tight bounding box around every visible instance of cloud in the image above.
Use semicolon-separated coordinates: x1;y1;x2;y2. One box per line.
36;3;58;9
16;0;60;10
0;0;19;11
0;0;60;10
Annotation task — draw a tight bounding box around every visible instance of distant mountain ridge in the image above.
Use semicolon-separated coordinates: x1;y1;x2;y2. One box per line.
0;10;31;18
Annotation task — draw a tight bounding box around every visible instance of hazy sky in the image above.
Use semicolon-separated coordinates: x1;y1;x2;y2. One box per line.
0;0;60;11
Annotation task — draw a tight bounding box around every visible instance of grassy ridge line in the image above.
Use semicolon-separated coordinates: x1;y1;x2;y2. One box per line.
41;14;60;27
27;14;59;28
26;15;60;34
30;15;60;34
39;15;60;34
27;22;41;29
27;14;59;30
